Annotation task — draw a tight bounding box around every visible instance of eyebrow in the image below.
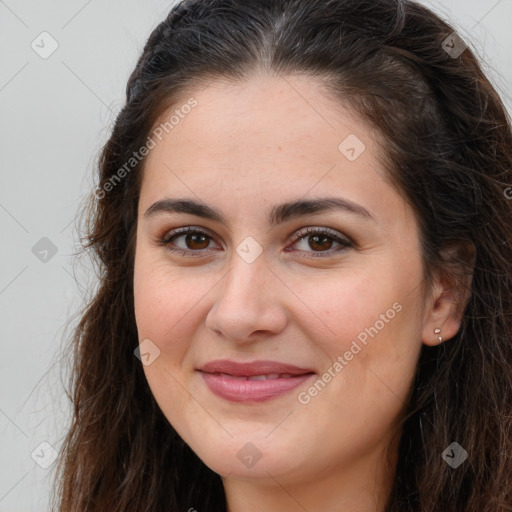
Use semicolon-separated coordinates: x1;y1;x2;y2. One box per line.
144;196;375;226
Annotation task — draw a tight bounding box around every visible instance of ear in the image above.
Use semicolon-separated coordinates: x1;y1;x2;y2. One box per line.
422;242;476;346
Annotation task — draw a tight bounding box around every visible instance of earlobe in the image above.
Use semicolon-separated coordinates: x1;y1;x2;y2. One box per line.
422;286;466;346
421;242;475;347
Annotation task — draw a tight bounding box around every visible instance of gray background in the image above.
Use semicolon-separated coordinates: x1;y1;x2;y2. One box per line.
1;1;511;510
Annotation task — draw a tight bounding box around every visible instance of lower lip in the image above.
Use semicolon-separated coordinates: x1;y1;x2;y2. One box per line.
199;372;315;402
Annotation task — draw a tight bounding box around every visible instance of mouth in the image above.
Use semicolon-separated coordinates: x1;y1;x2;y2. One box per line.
197;360;316;402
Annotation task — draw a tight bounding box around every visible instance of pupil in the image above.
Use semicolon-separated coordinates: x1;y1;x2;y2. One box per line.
310;235;331;251
187;233;208;249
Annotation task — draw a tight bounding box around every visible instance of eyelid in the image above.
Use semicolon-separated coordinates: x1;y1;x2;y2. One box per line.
160;225;217;243
159;226;222;254
285;226;354;257
289;226;352;244
158;225;354;257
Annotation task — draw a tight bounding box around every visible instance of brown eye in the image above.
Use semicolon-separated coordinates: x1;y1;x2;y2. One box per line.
160;226;218;256
183;232;210;250
289;227;353;257
159;225;353;258
307;233;334;251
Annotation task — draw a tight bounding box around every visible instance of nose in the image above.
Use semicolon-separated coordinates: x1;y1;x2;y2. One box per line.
205;253;288;344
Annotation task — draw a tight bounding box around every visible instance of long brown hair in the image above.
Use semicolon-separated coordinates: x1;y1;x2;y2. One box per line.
51;1;512;510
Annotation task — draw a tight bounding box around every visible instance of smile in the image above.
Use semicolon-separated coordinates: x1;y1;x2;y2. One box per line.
197;360;316;402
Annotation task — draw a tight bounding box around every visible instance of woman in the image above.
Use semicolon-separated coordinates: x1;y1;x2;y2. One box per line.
52;0;512;510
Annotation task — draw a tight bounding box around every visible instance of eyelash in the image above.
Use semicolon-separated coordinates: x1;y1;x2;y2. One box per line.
158;226;354;258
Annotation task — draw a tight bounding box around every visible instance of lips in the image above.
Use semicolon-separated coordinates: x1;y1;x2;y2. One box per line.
212;372;297;380
198;360;316;402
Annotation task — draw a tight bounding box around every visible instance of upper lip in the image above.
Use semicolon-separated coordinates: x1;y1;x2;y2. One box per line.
198;359;315;377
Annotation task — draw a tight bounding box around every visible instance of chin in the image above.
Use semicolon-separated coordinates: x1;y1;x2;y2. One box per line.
181;429;305;480
202;448;295;480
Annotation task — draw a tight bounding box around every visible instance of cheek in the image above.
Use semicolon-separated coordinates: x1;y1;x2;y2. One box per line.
133;252;201;429
294;261;423;401
133;252;199;346
133;250;223;378
289;272;422;459
290;266;407;349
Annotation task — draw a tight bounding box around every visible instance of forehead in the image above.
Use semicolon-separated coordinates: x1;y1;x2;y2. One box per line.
138;74;405;226
149;74;364;162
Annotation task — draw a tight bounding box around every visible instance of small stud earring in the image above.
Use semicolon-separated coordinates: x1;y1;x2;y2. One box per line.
434;328;442;344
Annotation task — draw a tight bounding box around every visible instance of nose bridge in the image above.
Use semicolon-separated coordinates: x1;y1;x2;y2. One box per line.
220;231;268;296
205;244;287;340
221;246;270;309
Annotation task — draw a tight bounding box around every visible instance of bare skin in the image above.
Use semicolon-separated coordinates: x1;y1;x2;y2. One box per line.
133;74;465;512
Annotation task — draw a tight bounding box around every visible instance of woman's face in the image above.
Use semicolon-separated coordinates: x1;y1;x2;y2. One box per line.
133;75;433;489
